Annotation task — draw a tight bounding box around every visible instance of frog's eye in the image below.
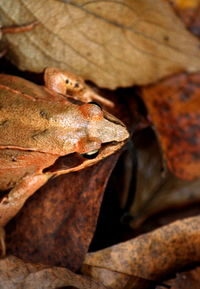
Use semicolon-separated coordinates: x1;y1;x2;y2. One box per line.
81;149;99;159
88;101;102;110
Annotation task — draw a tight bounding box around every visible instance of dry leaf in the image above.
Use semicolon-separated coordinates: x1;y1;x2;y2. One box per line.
141;73;200;180
0;255;108;289
83;216;200;288
1;0;200;88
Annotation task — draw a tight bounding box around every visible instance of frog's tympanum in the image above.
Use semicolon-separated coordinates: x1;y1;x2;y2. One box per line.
0;68;129;255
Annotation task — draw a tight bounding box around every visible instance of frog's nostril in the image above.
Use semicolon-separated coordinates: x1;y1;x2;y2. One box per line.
74;83;79;88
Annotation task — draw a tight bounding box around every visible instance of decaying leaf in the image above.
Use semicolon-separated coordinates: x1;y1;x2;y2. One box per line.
83;216;200;288
1;0;200;88
0;255;108;289
6;153;120;271
141;73;200;180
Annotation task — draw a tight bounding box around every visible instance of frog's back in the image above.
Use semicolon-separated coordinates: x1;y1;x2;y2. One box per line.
0;75;84;155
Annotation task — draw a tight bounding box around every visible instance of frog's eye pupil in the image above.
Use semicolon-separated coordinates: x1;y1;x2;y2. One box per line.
66;79;69;84
89;101;102;110
81;149;99;159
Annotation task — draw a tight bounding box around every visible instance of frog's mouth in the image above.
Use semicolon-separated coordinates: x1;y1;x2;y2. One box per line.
44;139;127;177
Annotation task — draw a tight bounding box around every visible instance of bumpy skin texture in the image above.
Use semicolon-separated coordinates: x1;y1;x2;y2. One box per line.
0;74;127;156
0;70;129;233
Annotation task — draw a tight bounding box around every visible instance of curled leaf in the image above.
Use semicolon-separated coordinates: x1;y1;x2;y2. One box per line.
83;216;200;286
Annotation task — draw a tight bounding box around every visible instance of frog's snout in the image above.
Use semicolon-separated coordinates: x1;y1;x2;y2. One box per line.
88;111;129;144
103;111;129;142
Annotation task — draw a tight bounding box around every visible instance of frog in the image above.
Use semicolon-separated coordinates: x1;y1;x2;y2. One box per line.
0;67;129;255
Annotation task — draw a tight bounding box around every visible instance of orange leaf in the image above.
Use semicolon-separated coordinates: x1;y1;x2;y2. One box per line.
141;73;200;180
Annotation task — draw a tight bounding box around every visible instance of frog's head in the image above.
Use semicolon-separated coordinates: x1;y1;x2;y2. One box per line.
75;102;129;159
47;102;129;176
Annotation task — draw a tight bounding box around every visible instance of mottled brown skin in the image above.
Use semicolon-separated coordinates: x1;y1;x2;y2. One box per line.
0;68;129;254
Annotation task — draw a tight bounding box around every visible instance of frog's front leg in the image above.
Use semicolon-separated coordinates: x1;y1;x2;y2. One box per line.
0;173;50;256
44;67;114;107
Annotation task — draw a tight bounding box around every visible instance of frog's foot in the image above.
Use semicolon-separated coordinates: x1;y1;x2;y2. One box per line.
0;226;6;256
44;67;114;108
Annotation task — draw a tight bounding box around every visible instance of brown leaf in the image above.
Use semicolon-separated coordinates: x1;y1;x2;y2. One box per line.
1;0;200;88
141;73;200;180
0;255;108;289
83;216;200;287
6;153;120;271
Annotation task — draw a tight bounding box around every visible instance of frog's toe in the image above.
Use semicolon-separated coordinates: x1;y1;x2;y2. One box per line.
0;227;6;256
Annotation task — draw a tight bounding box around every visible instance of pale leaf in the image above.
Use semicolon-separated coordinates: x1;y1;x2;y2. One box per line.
1;0;200;88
